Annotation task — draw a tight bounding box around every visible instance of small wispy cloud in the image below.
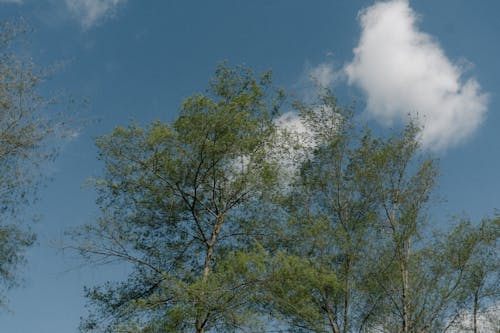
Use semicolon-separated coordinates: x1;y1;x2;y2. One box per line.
64;0;126;29
309;62;336;88
298;62;341;100
345;0;488;151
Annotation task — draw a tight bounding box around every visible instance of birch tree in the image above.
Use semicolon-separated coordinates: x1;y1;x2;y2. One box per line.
72;64;284;333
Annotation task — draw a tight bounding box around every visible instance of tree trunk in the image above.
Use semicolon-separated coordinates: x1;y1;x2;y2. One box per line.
324;298;340;333
390;203;411;333
473;290;479;333
195;216;224;333
401;265;409;333
399;241;410;333
343;255;351;333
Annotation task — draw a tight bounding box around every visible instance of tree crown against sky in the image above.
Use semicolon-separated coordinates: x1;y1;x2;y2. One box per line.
67;65;499;333
70;64;288;333
0;20;60;305
0;1;499;333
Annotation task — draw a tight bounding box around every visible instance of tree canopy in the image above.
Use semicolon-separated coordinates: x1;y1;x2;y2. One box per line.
72;65;500;333
72;64;286;333
0;20;59;304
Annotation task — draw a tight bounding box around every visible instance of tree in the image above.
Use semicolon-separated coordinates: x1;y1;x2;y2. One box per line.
446;216;500;333
360;123;438;333
0;20;57;304
72;64;499;333
260;90;446;333
364;130;499;333
262;91;387;333
72;64;284;333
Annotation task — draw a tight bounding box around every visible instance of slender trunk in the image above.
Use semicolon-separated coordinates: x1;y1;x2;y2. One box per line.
195;242;215;332
400;242;410;333
195;216;224;333
390;200;410;333
401;266;409;333
324;298;340;333
343;255;351;333
202;242;215;282
473;290;479;333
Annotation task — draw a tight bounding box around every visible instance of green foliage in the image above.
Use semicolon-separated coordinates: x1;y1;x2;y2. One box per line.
263;91;381;333
74;65;499;333
74;64;284;332
261;89;441;333
0;20;58;304
353;121;440;333
445;216;500;332
264;252;341;332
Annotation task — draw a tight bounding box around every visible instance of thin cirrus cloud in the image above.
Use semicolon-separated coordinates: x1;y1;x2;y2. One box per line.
64;0;126;29
345;0;488;151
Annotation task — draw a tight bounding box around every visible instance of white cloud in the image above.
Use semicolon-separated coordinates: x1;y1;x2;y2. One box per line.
345;0;488;150
309;63;336;88
297;62;342;103
65;0;126;29
271;62;343;178
275;112;313;148
226;113;314;187
0;0;23;4
269;112;312;181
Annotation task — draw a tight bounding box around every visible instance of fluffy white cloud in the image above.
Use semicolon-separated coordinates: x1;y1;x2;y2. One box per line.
345;0;488;150
65;0;126;29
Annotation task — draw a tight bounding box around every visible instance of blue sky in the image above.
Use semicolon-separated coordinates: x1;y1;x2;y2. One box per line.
0;1;499;332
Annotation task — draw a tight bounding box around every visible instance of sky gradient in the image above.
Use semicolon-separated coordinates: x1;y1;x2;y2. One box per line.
0;1;499;332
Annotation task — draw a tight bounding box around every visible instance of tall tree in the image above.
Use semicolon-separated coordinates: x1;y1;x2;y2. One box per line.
263;91;390;333
72;64;284;333
0;20;57;304
361;127;498;333
363;123;439;333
